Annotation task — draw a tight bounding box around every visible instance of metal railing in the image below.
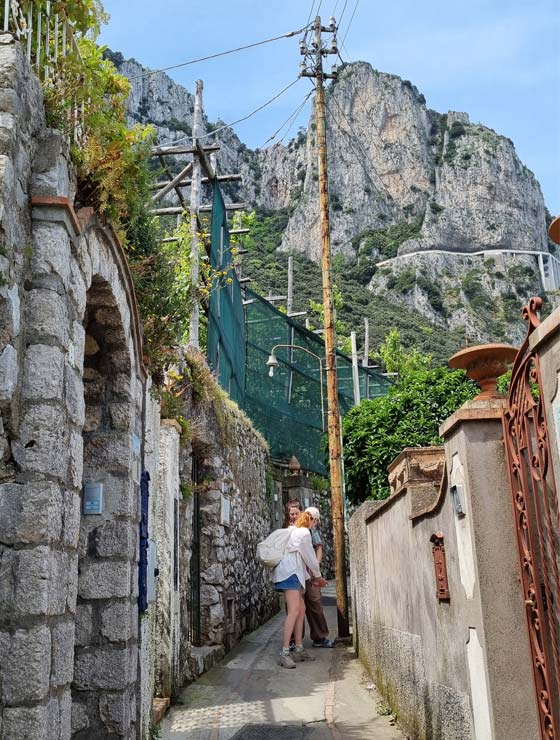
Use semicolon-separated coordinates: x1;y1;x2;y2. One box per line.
1;0;86;141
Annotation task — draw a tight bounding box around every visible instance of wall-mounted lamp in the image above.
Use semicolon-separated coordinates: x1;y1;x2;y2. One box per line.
266;352;279;378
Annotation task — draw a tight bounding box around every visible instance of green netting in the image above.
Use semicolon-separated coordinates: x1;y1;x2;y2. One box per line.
207;186;245;403
243;289;391;474
207;184;391;474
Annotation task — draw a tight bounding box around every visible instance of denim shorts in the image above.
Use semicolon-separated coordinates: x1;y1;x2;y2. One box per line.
274;574;301;591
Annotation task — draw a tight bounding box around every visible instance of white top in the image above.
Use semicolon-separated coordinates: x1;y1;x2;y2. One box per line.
272;526;321;587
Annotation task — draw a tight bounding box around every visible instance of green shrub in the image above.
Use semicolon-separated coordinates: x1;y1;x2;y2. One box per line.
343;358;477;502
462;269;484;299
417;276;445;314
352;216;423;260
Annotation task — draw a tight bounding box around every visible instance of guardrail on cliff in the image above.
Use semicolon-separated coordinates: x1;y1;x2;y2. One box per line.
1;0;85;141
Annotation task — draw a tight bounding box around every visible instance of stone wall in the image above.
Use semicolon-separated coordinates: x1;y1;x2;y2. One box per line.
349;421;539;739
173;366;279;656
0;33;279;740
0;35;147;740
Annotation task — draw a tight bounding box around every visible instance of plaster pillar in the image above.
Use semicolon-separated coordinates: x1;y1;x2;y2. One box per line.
439;397;539;740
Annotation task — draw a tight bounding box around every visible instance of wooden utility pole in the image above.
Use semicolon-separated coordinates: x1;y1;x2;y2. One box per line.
189;79;204;348
301;16;349;637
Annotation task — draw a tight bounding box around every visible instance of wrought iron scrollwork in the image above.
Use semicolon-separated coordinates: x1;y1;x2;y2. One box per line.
503;297;560;740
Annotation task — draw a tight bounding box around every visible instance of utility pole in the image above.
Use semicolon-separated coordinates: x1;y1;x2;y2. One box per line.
189;79;204;349
351;331;360;405
287;255;294;316
363;317;370;367
300;16;349;638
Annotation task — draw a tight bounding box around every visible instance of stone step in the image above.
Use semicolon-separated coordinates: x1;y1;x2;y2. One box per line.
152;697;170;725
188;645;226;678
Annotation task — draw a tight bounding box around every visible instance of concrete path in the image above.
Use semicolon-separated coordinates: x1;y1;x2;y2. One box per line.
161;584;405;740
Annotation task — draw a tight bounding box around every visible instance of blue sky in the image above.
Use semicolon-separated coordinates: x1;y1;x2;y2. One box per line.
100;1;559;209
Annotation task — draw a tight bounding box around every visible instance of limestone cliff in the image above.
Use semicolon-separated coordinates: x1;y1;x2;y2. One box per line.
112;53;553;350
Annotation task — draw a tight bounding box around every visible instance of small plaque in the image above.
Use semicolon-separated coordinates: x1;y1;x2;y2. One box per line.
83;482;103;515
220;493;231;527
132;433;141;458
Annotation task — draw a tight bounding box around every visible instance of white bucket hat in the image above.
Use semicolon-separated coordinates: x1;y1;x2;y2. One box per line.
305;506;320;521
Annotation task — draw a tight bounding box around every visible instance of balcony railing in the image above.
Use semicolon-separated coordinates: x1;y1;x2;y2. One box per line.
1;0;86;142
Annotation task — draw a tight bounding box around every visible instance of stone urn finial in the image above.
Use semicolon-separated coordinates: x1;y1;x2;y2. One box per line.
448;343;518;399
288;455;301;475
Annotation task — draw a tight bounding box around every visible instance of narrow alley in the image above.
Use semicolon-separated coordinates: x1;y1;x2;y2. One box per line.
161;585;404;740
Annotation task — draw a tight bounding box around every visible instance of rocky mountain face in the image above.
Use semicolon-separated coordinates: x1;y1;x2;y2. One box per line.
111;52;553;351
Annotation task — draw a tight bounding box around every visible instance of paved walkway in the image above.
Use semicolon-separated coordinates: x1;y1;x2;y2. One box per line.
161;584;404;740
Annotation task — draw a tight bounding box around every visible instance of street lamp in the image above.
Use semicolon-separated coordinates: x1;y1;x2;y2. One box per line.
266;344;325;432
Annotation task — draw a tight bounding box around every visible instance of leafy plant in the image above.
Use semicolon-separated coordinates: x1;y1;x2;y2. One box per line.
342;333;476;503
310;475;330;492
352;216;424;261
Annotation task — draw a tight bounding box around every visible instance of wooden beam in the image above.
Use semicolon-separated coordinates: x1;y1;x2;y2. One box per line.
199;202;247;212
229;228;250;235
161;237;179;243
196;140;215;180
151;161;193;203
151;205;246;219
288;311;307;318
150;173;242;191
239;277;253;284
151;143;220;156
150;207;185;215
158;154;186;208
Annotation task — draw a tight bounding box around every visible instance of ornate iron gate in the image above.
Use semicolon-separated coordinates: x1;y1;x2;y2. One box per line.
502;298;560;739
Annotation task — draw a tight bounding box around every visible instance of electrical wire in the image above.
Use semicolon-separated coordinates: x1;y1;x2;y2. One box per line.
260;90;314;148
341;0;360;46
156;78;303;149
128;24;312;81
306;0;316;26
337;0;349;27
324;94;391;198
337;45;419;201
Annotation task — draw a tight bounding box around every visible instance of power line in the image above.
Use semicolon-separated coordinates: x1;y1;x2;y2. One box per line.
337;0;350;27
306;0;317;26
337;45;419;201
128;24;312;81
324;93;391;198
341;0;360;46
157;78;302;148
260;90;314;148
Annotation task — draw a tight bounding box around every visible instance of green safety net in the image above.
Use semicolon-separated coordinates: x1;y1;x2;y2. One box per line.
207;186;245;403
207;184;391;474
243;289;391;474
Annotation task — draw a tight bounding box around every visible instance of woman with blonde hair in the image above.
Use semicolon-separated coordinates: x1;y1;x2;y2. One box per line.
272;511;327;668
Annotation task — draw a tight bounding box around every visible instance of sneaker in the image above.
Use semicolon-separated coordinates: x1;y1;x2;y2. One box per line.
289;641;296;652
292;648;316;662
312;638;335;648
279;652;296;669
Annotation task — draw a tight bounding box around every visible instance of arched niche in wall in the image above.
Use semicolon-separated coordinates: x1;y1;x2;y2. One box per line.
71;272;139;739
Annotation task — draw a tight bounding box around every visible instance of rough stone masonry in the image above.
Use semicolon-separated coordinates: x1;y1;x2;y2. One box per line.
0;34;279;740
